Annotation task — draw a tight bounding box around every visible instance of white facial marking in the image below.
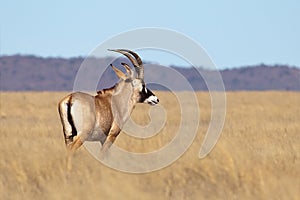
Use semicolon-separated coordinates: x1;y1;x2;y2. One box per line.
144;95;158;105
139;84;143;91
132;79;143;91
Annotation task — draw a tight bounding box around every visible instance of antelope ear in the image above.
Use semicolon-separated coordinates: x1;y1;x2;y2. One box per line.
121;63;134;78
110;64;126;80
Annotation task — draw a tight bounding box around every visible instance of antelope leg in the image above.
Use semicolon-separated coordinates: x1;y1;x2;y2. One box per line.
100;122;121;159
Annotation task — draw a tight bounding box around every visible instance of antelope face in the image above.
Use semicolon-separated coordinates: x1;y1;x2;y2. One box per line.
140;84;159;105
109;49;159;106
132;79;159;105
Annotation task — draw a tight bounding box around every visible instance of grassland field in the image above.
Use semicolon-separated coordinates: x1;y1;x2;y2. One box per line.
0;91;299;200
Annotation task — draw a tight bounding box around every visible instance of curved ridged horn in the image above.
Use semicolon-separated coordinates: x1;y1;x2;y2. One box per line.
108;49;144;80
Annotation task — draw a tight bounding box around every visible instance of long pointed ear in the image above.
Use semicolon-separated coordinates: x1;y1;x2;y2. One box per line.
121;63;133;78
110;64;126;80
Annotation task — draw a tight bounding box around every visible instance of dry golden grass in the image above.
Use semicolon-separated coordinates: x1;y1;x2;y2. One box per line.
0;91;299;199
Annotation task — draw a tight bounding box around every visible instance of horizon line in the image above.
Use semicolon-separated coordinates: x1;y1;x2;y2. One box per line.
1;53;299;70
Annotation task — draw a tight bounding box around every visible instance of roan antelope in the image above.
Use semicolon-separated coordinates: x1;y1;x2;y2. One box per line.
58;49;159;168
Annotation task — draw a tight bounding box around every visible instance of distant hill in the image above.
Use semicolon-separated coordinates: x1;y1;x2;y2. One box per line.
0;55;299;91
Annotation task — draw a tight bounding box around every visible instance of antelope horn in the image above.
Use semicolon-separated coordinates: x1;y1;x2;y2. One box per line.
108;49;144;80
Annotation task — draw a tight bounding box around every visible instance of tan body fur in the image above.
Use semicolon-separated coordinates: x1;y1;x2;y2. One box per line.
58;49;159;169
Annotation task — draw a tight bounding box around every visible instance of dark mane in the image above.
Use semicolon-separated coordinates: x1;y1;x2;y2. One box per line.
97;85;116;95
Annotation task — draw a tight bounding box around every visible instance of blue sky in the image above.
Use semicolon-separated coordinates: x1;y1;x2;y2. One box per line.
0;0;299;69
